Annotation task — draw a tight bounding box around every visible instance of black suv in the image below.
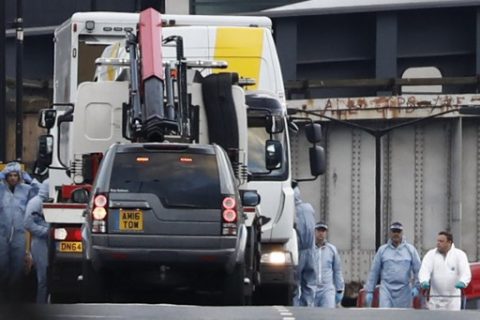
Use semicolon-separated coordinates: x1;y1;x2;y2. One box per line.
82;142;259;304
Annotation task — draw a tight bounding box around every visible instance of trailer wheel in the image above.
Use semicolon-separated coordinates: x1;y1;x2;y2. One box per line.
81;260;107;303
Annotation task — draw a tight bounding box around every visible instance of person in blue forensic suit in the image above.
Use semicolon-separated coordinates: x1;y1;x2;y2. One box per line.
24;179;50;303
0;162;39;301
365;222;421;308
314;222;345;308
292;183;317;307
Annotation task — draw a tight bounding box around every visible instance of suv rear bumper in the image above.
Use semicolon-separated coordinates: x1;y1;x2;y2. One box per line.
88;225;247;272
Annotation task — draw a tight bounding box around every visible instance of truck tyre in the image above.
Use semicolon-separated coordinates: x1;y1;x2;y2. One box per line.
223;262;246;306
246;220;261;290
81;260;107;303
244;228;255;305
254;284;294;306
280;284;294;306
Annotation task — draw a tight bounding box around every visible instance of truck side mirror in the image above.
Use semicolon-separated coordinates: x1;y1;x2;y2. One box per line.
266;115;284;134
38;109;57;129
241;190;261;207
310;145;326;176
305;123;322;144
265;140;283;170
37;134;54;167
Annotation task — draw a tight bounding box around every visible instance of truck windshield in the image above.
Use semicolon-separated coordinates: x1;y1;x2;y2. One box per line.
109;152;222;209
247;118;288;180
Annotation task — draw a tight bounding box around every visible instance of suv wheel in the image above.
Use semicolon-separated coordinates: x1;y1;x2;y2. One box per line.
223;262;246;306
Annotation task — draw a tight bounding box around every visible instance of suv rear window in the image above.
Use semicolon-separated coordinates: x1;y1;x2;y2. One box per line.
109;152;222;209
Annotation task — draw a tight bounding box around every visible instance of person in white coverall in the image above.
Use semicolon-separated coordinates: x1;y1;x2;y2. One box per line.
0;162;39;301
292;184;317;307
365;222;421;308
24;179;50;303
419;230;471;310
313;222;345;308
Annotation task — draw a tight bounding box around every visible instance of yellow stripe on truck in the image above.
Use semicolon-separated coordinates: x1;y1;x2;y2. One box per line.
214;27;263;90
107;42;121;81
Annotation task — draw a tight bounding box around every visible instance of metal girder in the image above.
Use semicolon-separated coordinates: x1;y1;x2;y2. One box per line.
287;94;480;121
477;124;480;260
413;126;424;255
350;129;362;281
382;134;392;243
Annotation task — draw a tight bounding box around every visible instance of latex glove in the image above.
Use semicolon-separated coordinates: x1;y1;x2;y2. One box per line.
420;281;430;289
455;281;466;289
411;287;419;297
335;291;344;305
366;292;373;307
22;171;33;184
0;172;4;180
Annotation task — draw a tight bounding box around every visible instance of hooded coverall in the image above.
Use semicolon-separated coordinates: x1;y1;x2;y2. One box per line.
419;243;471;310
0;162;39;295
292;186;317;307
365;238;421;308
24;180;50;303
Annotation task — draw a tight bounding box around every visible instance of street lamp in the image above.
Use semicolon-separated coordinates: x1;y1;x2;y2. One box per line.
289;105;480;250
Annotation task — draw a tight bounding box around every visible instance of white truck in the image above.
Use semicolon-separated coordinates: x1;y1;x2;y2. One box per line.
36;10;324;303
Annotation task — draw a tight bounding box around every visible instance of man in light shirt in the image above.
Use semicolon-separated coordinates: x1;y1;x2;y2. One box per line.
419;230;471;310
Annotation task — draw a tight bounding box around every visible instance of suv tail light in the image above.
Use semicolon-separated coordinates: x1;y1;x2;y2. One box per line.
222;196;237;236
92;193;108;233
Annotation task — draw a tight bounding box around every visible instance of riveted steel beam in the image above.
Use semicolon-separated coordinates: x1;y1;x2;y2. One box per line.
382;134;393;242
414;125;425;255
321;125;330;223
476;123;480;260
449;118;463;247
350;129;362;280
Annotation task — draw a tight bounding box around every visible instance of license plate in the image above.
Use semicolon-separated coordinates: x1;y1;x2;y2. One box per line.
119;209;144;231
58;241;83;253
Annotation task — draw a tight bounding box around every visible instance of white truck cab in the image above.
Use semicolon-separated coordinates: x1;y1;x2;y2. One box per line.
38;11;324;304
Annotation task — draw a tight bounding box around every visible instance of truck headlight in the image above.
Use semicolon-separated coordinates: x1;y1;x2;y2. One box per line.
261;251;293;265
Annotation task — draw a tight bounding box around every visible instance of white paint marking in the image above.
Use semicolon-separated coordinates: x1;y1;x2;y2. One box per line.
272;305;295;320
52;315;124;319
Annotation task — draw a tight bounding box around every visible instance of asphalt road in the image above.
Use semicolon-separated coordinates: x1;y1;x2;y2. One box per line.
1;304;478;320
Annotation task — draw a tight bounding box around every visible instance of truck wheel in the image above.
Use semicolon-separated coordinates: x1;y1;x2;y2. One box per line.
81;260;107;303
280;284;294;306
254;284;294;306
249;223;262;281
223;262;246;306
49;291;70;304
